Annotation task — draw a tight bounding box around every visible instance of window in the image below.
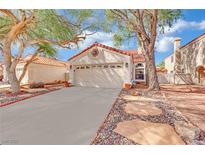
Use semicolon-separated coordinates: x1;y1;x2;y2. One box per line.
135;74;144;80
104;65;109;68
135;68;145;80
16;68;23;72
116;65;122;68
136;63;144;68
97;65;102;68
80;66;85;69
86;66;90;69
125;63;129;68
76;66;80;69
92;65;97;69
110;65;115;68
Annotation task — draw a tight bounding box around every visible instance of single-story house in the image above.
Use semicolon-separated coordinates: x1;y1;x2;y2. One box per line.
164;33;205;85
3;56;68;85
68;42;145;88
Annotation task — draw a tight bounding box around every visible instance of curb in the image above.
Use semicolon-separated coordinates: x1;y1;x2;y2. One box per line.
0;88;61;108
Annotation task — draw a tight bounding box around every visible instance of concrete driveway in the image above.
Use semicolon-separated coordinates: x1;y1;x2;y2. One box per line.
1;87;120;144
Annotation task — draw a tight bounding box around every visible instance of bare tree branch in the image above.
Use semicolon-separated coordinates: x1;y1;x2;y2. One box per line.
19;48;43;83
9;39;25;72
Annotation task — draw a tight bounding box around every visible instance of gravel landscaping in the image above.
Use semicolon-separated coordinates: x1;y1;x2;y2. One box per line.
91;88;205;145
0;84;64;107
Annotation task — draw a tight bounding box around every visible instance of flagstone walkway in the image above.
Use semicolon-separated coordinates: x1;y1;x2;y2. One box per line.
92;86;205;145
161;85;205;133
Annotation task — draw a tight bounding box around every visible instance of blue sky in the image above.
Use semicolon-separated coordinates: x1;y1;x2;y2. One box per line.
57;9;205;64
1;10;205;64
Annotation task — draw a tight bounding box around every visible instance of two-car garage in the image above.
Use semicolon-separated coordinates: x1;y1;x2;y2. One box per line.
68;43;132;89
74;63;125;88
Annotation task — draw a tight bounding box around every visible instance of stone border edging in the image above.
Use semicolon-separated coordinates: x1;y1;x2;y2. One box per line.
90;89;123;144
0;88;61;108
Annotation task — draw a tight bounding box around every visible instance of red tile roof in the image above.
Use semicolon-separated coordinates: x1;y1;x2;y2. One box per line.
68;42;145;63
22;56;67;67
156;67;167;73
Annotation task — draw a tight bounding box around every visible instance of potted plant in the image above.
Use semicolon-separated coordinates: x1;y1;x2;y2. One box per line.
64;81;69;87
123;82;131;90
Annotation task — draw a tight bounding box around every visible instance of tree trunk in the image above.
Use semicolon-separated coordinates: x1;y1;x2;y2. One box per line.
8;71;20;94
139;37;160;91
3;55;21;93
2;37;21;93
3;54;21;93
19;48;42;83
147;57;160;91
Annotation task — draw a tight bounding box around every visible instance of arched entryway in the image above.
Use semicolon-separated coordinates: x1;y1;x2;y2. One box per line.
196;65;205;85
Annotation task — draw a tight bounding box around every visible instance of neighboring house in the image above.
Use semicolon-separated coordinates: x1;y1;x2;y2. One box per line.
3;56;68;85
164;33;205;85
68;42;145;88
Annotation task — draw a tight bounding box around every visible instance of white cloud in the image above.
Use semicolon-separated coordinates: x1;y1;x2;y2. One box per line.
156;19;205;53
164;19;205;35
80;19;205;53
156;36;174;52
198;20;205;29
70;19;205;54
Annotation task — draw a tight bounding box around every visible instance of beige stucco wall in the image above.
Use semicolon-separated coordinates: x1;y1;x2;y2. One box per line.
69;46;132;87
28;63;67;84
16;63;29;84
2;63;29;84
180;37;205;84
165;54;175;74
164;36;205;85
2;65;7;82
2;62;68;84
157;72;169;84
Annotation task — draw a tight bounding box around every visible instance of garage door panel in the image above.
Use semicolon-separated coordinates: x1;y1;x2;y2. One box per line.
74;65;125;88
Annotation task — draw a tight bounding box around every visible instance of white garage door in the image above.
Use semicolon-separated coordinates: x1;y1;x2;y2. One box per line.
74;64;125;88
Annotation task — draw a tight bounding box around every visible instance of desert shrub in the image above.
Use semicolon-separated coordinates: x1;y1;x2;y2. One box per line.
29;82;45;89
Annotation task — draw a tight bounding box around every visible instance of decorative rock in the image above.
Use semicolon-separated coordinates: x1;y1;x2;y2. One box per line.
122;95;156;102
125;102;162;116
92;88;205;145
114;119;185;145
174;121;204;144
130;91;140;96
